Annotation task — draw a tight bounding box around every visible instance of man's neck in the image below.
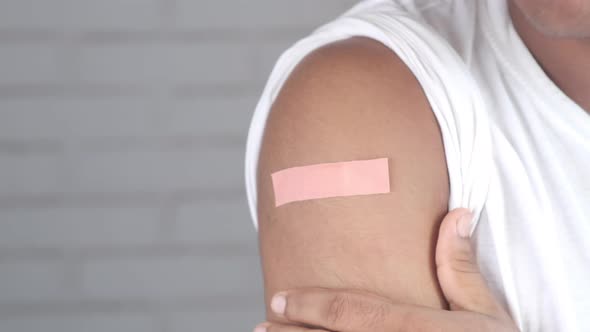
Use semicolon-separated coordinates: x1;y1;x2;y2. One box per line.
509;2;590;113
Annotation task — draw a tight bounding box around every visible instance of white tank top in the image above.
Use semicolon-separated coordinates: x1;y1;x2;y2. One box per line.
244;1;590;330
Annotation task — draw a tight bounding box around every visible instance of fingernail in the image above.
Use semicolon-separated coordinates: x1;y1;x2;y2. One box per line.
271;292;287;315
253;322;269;332
456;212;473;238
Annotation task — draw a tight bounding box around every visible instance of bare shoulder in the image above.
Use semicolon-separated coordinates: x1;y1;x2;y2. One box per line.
260;36;448;208
257;36;450;317
262;36;444;167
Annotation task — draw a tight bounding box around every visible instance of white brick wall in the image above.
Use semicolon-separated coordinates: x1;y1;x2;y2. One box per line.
0;0;359;331
77;43;253;85
174;200;255;246
0;261;67;302
0;315;158;332
175;0;356;29
0;44;61;84
0;208;160;247
0;97;256;139
82;256;261;299
0;0;161;30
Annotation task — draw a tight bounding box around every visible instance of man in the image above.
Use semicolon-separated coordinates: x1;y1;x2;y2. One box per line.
245;0;590;330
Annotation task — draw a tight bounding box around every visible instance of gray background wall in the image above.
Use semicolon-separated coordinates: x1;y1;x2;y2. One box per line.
0;0;358;331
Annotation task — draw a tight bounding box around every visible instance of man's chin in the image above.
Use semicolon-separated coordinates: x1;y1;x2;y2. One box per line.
511;0;590;38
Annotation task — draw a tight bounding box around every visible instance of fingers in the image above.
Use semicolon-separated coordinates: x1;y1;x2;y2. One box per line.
435;208;513;321
267;287;412;332
254;322;328;332
265;287;519;332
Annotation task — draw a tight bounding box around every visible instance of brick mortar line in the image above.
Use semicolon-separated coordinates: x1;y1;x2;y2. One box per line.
0;135;247;156
0;84;151;98
59;135;247;152
0;296;263;317
0;83;260;99
0;243;258;262
0;189;246;208
0;27;310;44
0;140;65;155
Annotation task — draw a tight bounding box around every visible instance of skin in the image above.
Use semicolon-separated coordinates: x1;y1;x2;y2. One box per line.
256;209;519;332
254;1;590;331
510;0;590;112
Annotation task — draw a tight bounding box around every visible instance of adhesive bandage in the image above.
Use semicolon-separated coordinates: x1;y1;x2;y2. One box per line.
271;158;390;207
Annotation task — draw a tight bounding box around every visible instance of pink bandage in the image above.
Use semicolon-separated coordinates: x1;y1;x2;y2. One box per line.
271;158;390;207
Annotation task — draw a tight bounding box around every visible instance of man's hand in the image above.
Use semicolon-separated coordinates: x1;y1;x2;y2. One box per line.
253;208;519;332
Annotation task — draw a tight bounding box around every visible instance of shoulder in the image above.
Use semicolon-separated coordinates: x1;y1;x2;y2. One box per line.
276;36;425;113
258;36;451;239
261;36;447;183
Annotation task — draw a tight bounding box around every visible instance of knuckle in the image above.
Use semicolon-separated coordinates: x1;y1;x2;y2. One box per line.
325;293;389;330
325;294;350;325
361;302;389;329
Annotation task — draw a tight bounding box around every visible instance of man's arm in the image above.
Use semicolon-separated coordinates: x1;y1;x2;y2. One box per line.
256;37;450;320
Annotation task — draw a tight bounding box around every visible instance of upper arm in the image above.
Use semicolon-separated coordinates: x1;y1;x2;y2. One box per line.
256;37;450;318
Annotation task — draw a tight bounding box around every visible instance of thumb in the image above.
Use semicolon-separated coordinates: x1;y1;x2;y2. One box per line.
435;208;511;321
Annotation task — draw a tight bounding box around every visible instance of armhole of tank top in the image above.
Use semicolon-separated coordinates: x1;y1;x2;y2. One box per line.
245;12;493;235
